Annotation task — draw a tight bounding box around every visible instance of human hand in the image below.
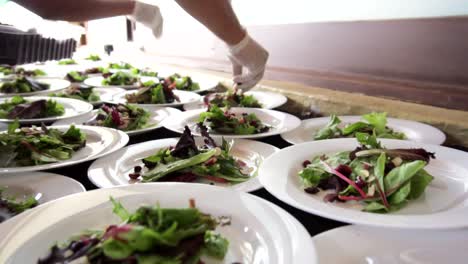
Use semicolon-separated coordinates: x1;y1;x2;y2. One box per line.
228;34;269;90
131;1;163;38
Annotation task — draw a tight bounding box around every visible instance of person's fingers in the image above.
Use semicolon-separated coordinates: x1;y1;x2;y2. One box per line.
232;63;242;76
152;7;163;38
234;71;264;91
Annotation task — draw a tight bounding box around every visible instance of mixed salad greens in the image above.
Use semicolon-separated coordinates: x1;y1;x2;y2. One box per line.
299;133;434;213
314;112;406;140
125;80;179;104
0;65;13;75
102;72;139;86
87;104;150;131
58;59;77;65
130;125;251;184
0;122;86;167
204;89;261;108
0;96;64;119
0;77;50;94
198;105;269;135
131;68;158;77
85;54;101;61
86;67;109;75
66;71;87;83
166;73;200;91
109;62;134;70
0;187;38;223
50;84;100;103
38;198;229;264
14;68;47;77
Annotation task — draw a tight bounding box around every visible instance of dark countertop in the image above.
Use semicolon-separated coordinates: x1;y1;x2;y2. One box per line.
44;126;347;237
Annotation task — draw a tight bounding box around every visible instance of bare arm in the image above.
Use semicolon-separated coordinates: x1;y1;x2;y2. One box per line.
13;0;135;21
174;0;245;45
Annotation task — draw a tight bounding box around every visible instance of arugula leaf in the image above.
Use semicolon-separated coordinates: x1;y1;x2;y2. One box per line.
342;121;370;136
204;230;229;259
314;114;341;140
388;181;411;204
384;160;426;195
85;54;101;61
407;169;433;200
58;59;77;65
7;120;19;134
362;112;387;134
110;197;131;221
374;152;386;194
355;132;382;149
143;149;217;182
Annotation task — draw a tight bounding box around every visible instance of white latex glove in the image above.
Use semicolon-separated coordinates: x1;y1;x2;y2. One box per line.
130;1;163;38
228;33;269;90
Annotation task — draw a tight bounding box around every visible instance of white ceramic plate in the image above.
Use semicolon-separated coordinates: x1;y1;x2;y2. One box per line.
88;137;279;192
184;91;288;110
0;77;70;98
164;107;302;139
83;76;160;89
0;172;85;208
0;183;315;264
312;225;468;263
281;116;446;145
0;96;93;124
259;138;468;229
112;89;201;107
53;105;181;136
0;125;129;174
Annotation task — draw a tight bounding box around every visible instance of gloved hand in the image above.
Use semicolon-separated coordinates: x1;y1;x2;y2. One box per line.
228;33;269;90
130;1;163;38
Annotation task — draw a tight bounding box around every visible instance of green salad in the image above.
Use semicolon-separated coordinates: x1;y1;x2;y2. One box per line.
130;125;251;184
66;71;87;83
165;73;200;91
85;67;109;75
0;65;13;75
14;68;46;77
126;80;179;104
198;105;269;135
58;59;77;65
109;62;133;70
0;96;64;119
0;122;86;167
0;77;50;94
299;133;434;213
315;112;406;140
50;85;100;103
102;72;139;86
131;68;158;77
205;89;261;108
0;187;38;223
38;198;229;264
87;104;150;131
85;54;101;61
